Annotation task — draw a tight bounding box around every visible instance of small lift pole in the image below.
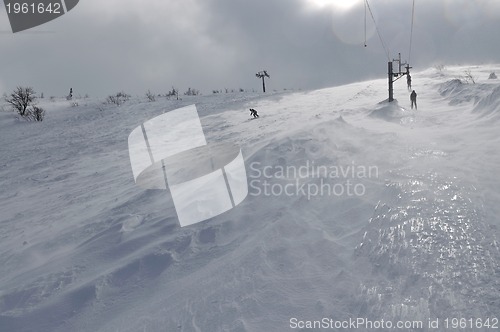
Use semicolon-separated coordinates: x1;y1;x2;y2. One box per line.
388;61;394;102
256;70;270;93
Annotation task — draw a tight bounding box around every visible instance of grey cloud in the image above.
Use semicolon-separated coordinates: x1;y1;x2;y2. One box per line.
1;0;499;98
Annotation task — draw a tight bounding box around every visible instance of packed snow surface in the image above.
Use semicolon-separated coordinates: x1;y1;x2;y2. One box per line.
1;65;499;331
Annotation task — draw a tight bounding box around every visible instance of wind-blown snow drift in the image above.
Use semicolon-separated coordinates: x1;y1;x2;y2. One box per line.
0;65;499;332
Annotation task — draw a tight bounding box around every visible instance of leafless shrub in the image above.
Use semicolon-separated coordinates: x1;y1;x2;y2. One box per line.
166;87;178;100
184;87;200;96
464;70;476;84
25;106;45;122
106;91;131;106
435;64;445;72
145;89;156;102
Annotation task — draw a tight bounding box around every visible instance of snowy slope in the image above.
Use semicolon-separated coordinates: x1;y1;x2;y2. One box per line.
0;65;499;332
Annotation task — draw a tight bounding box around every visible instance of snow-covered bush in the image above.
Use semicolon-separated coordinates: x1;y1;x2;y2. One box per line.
166;87;178;100
106;91;130;106
435;64;445;72
26;105;45;122
489;72;497;79
183;87;200;96
145;90;156;102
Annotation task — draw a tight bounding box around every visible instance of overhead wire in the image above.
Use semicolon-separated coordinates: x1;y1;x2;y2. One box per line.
364;0;367;47
408;0;415;64
364;0;390;61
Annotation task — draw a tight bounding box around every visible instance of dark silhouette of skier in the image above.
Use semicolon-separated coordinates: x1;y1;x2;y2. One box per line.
410;90;417;110
249;108;259;118
407;74;412;91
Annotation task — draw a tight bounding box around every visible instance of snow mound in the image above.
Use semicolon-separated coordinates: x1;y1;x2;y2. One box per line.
368;100;415;124
437;79;482;106
437;78;500;120
473;85;500;118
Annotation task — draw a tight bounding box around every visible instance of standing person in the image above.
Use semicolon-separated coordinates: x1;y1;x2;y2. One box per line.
407;74;412;91
410;90;417;110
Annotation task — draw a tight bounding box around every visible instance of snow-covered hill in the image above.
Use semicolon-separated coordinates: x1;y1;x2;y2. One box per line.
1;65;499;331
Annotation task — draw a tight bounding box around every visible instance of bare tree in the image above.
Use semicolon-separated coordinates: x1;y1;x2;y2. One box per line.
145;89;156;102
6;86;37;116
464;70;476;84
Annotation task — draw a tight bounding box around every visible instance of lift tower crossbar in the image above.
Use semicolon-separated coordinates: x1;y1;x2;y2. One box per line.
388;53;412;102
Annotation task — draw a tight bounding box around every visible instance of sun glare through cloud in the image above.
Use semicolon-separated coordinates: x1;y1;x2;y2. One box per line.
308;0;361;10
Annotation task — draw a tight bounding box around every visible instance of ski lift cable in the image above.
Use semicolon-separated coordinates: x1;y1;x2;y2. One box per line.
364;0;367;47
408;0;415;65
364;0;390;61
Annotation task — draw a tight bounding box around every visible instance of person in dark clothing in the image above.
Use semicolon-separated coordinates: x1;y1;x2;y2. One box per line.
410;90;417;110
407;74;412;91
249;108;259;118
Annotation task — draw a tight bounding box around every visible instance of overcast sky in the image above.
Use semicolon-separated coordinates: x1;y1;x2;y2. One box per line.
1;0;500;98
